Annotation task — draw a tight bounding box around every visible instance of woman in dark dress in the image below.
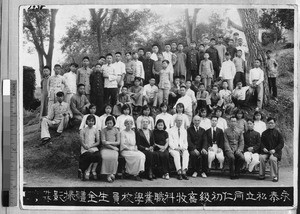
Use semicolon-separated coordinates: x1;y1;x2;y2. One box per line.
90;63;104;116
153;119;170;180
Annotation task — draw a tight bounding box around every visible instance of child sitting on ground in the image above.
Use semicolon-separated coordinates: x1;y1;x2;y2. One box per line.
113;86;132;116
115;104;135;131
195;82;209;115
199;108;211;131
136;105;155;130
129;77;144;114
207;85;224;114
79;104;101;132
219;80;235;115
99;104;116;131
155;103;173;130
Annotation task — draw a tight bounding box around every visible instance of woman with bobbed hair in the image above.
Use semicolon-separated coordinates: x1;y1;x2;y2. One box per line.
100;116;120;183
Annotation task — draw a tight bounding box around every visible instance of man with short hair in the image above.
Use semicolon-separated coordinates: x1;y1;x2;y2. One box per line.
207;115;225;170
143;78;158;108
168;115;189;180
70;84;90;121
249;59;264;110
142;50;154;85
224;116;245;179
205;38;220;79
103;53;119;106
187;115;208;178
40;92;72;144
113;52;126;92
259;117;284;182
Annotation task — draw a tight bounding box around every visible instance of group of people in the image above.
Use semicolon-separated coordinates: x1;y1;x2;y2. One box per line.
38;33;283;183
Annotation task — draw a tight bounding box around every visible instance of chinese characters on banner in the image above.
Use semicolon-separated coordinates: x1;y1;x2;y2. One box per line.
23;187;293;206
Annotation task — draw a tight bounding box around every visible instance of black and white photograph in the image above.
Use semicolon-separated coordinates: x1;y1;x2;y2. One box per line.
19;3;297;210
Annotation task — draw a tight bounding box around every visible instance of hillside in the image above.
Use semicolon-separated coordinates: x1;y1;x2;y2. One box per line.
23;48;295;177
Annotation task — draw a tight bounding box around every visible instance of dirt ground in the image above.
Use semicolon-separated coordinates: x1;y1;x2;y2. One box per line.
23;166;294;188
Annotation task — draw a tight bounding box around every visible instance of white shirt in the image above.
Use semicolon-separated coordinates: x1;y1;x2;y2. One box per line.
113;61;126;83
155;112;173;130
150;53;158;61
232;86;249;100
236;45;248;61
168;126;188;150
162;51;175;73
79;114;101;131
102;64;118;88
186;88;197;103
254;120;266;136
134;60;145;80
249;67;264;85
115;114;135;131
174;95;193;116
200;118;211;131
143;84;158;98
63;71;77;94
219;60;236;80
217;117;228;131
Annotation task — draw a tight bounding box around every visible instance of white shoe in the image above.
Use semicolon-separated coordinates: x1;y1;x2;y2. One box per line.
192;172;198;178
201;172;207;178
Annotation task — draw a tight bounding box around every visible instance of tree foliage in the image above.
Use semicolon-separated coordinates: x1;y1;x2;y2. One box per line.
23;9;58;77
259;9;294;44
60;9;153;64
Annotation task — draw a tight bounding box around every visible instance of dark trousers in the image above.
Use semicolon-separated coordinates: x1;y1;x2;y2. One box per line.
104;88;118;107
225;151;245;176
143;150;159;173
196;100;208;114
168;94;180;107
191;70;198;81
268;77;277;97
190;150;208;173
79;151;101;173
233;72;246;87
156;150;169;175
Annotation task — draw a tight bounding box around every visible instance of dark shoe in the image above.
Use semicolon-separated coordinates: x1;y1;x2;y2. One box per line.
230;175;237;180
182;174;189;180
41;138;50;145
148;174;153;181
78;169;84;180
134;175;142;181
258;175;265;180
177;174;183;180
272;177;279;182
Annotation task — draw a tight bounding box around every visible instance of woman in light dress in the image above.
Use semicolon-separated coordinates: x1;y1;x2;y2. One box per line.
120;118;145;181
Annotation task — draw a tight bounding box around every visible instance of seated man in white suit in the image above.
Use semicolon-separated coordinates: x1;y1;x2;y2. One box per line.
168;114;189;180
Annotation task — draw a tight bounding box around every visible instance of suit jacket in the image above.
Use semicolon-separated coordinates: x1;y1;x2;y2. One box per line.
168;126;188;150
224;127;244;153
136;129;155;151
261;128;284;161
187;126;208;151
206;127;224;150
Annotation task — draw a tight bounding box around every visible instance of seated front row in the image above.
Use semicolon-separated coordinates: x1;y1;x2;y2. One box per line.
78;113;284;183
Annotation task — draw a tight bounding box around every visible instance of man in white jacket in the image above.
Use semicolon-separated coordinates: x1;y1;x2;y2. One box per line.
168;114;190;180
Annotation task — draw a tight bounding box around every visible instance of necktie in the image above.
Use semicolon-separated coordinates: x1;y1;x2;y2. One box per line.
213;128;216;143
178;128;180;138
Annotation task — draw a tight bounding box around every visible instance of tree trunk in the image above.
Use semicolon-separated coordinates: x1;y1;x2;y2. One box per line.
191;9;200;42
46;9;58;74
185;9;191;45
38;52;44;78
238;9;269;107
